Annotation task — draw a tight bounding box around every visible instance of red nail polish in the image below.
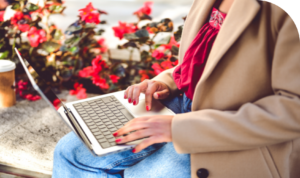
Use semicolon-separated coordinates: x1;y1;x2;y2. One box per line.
132;148;136;153
133;101;136;105
157;93;160;98
146;106;150;111
115;139;122;143
128;98;132;103
113;132;118;137
124;95;127;99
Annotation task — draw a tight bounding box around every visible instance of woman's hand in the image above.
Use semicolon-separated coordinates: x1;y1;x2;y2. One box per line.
113;115;174;153
124;79;170;111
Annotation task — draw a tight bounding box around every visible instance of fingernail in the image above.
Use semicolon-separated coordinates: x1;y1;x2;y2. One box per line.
115;139;122;143
146;106;150;111
124;95;127;99
128;98;132;103
133;100;136;105
157;93;160;98
113;132;118;137
132;148;136;153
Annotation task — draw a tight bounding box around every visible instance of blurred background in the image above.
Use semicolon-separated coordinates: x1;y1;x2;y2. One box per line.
50;0;193;48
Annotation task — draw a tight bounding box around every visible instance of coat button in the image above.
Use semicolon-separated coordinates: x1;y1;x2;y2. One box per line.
197;168;209;178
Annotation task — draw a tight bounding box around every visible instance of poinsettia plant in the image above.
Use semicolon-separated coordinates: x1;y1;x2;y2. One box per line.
0;0;66;101
76;1;183;93
1;1;183;104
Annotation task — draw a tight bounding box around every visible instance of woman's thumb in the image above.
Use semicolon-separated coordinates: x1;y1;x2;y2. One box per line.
153;89;169;100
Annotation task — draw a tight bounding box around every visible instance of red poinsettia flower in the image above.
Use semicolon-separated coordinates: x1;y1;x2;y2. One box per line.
11;12;31;32
92;76;109;89
78;66;95;78
82;12;100;24
25;94;41;101
161;36;180;50
92;55;107;74
161;61;173;69
152;46;166;60
69;82;87;99
152;63;164;75
109;75;120;84
79;2;96;16
27;27;47;47
79;2;100;24
17;80;28;90
97;38;108;53
134;1;153;17
52;98;61;110
112;21;138;40
139;70;150;81
0;11;4;22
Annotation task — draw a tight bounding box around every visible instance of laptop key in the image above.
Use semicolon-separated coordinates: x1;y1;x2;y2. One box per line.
91;128;99;132
108;138;115;142
110;128;117;132
96;135;104;139
117;106;125;109
107;125;114;129
98;138;107;143
101;128;108;132
105;134;113;139
93;131;102;136
120;109;134;120
103;132;111;136
110;142;117;146
100;142;110;149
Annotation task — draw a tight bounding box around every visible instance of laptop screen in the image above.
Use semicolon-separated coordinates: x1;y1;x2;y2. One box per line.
16;51;64;110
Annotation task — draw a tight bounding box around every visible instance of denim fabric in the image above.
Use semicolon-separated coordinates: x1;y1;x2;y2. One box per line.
52;94;192;178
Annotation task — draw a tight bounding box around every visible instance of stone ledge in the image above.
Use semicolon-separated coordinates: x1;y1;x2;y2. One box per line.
0;91;96;176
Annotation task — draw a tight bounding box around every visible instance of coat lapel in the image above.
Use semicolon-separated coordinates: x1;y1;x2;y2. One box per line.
178;0;216;63
196;0;261;87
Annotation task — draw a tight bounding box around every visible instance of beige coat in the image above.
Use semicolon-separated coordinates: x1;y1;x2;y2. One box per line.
153;0;300;177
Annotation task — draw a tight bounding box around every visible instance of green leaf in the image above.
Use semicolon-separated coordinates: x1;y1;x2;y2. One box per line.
65;21;82;35
149;18;174;33
174;25;183;42
0;43;4;50
49;5;66;14
11;2;20;10
156;35;171;45
96;29;105;35
124;29;149;43
171;45;179;56
0;51;9;59
41;41;61;53
26;3;39;12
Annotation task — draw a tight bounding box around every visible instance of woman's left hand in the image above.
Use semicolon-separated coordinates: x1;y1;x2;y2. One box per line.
113;115;174;153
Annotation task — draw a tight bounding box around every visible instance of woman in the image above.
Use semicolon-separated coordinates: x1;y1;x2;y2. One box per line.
53;0;300;177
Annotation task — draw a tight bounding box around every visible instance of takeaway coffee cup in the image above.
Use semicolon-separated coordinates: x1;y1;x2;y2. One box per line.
0;60;16;108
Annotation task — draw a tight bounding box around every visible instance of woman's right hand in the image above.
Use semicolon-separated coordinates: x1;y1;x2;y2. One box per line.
124;79;170;111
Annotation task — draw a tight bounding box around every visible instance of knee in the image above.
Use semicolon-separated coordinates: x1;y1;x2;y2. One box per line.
54;132;80;161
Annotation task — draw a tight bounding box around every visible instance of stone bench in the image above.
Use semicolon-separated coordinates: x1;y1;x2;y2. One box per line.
0;91;99;177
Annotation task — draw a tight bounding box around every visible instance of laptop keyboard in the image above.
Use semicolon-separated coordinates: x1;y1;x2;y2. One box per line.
72;95;134;149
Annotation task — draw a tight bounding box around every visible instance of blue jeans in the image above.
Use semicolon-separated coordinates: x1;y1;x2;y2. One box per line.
53;94;192;178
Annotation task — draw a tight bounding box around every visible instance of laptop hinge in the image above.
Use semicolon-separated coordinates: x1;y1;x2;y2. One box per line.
63;108;93;151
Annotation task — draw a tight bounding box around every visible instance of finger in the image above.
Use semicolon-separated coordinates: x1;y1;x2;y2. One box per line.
153;89;170;100
113;116;152;137
127;86;134;104
132;136;161;153
145;81;159;111
124;87;130;99
132;85;141;106
115;121;149;137
116;129;151;144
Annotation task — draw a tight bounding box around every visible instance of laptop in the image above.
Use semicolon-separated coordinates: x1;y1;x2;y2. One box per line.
15;48;175;156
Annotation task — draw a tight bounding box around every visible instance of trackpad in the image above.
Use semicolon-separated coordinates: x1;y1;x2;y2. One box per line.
127;99;175;117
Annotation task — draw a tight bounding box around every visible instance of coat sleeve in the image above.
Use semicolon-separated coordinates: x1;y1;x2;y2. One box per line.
171;13;300;153
152;67;179;96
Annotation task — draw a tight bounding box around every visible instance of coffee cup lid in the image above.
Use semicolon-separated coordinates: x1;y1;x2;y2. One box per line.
0;60;16;73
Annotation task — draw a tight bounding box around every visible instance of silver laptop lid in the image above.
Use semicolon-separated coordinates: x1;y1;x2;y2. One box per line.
15;48;94;151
